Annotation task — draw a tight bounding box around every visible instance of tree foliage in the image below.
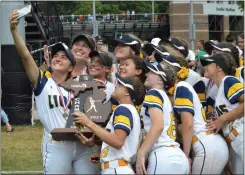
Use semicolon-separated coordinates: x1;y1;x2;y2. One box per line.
237;1;244;11
53;1;169;15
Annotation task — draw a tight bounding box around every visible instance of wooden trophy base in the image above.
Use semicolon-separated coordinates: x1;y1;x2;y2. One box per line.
51;127;96;141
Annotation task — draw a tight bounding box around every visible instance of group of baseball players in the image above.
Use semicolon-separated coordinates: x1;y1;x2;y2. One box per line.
9;9;244;174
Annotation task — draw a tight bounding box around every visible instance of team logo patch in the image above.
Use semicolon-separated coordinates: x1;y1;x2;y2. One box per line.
100;146;110;158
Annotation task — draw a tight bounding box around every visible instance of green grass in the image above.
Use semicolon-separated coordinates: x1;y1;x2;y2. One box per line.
1;122;43;171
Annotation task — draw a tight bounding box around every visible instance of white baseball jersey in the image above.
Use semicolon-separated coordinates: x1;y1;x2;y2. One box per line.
205;80;218;113
34;70;71;140
140;89;179;151
100;104;141;163
235;66;244;83
185;69;207;106
214;76;244;137
173;81;207;135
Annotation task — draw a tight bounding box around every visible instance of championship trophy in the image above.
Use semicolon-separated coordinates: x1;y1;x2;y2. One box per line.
51;75;112;141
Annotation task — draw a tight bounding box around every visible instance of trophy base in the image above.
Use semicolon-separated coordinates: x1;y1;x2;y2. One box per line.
51;128;95;141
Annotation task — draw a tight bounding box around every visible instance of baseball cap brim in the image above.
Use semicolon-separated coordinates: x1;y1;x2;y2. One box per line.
51;43;76;66
89;50;112;68
115;73;136;102
212;43;232;52
200;55;230;74
154;47;170;63
143;60;167;81
72;34;95;50
162;38;185;51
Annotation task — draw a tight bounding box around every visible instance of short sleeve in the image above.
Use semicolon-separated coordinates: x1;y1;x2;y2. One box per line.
143;89;164;111
174;86;194;115
224;77;244;104
193;80;206;107
33;69;51;96
113;106;133;136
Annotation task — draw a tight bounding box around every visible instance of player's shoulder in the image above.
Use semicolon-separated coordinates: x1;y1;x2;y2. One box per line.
176;81;191;89
115;104;136;114
223;75;241;85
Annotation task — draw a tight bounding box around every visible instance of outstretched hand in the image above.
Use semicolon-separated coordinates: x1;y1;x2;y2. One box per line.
9;9;20;31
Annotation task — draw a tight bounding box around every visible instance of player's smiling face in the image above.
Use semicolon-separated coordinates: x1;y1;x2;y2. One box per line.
144;71;160;89
119;58;142;78
88;56;109;79
114;44;133;61
51;50;73;73
71;40;91;62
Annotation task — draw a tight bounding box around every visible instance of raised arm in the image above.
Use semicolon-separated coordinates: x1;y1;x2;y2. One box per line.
9;10;39;88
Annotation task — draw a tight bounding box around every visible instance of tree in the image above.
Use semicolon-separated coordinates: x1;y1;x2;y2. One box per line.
53;1;170;15
237;1;244;11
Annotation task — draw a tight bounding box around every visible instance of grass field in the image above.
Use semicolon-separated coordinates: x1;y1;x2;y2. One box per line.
1;122;43;172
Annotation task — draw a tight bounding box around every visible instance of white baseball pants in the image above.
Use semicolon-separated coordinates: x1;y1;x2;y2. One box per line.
191;133;229;174
147;146;189;174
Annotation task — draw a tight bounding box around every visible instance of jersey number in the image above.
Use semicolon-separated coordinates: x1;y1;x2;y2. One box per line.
215;105;228;116
167;113;176;140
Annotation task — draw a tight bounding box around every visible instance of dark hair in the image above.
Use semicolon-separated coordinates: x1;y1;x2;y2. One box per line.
226;34;236;43
204;41;213;55
199;39;205;46
214;52;237;76
220;42;239;68
126;56;146;83
131;77;146;106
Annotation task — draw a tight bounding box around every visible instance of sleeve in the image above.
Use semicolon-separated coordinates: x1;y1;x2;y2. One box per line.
143;89;164;111
224;77;244;104
173;86;195;115
188;50;195;61
112;106;134;136
110;97;119;111
206;96;215;113
33;69;52;96
193;80;206;107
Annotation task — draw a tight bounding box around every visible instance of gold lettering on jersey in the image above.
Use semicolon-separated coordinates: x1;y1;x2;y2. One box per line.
48;95;71;109
74;98;80;111
100;146;110;158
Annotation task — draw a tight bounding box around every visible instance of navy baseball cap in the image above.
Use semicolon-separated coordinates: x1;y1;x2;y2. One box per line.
200;54;230;74
72;34;96;50
51;43;76;66
153;46;170;63
115;73;137;103
143;60;168;82
89;50;113;68
211;43;232;52
111;35;141;54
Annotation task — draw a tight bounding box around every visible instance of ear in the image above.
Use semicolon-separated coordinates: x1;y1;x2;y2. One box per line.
68;65;74;73
135;69;142;76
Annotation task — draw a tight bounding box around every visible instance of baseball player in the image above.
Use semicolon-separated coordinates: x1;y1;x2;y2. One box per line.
87;50;115;103
9;10;100;174
71;34;96;78
136;60;189;174
201;53;244;174
159;39;207;107
160;56;229;174
73;74;146;174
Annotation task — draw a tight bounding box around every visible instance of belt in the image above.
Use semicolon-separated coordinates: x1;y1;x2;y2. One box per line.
225;129;239;143
100;160;128;170
192;131;213;145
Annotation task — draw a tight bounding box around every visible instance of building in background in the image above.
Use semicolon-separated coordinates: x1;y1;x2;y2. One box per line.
169;0;244;49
